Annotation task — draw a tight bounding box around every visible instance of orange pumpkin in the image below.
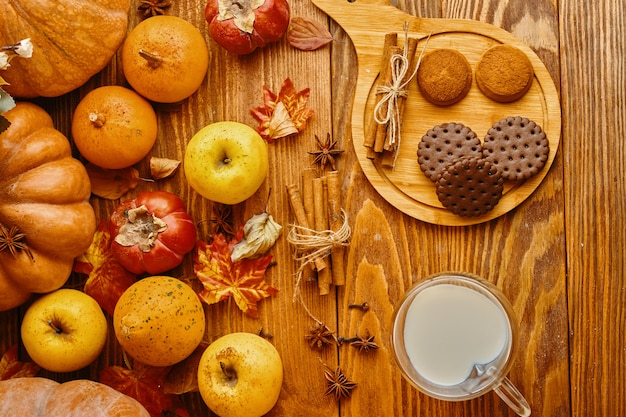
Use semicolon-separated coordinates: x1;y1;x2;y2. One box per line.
0;0;130;98
0;377;151;416
0;102;96;311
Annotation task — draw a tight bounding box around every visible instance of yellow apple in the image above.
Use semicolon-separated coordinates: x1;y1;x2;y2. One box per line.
198;332;283;417
20;289;107;373
184;121;269;205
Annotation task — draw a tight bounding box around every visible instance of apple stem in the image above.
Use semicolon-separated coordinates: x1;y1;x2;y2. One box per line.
47;319;63;334
220;361;237;380
223;157;232;164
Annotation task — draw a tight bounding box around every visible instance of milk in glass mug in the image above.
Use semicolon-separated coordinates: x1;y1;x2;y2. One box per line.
391;272;531;417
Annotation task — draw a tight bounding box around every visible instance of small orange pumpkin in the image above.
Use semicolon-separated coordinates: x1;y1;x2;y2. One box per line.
0;377;151;416
0;0;130;98
0;102;96;311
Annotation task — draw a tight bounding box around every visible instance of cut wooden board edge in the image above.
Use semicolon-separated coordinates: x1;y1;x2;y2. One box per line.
313;0;562;226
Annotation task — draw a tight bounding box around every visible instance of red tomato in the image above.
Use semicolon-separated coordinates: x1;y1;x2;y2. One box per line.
205;0;290;55
110;191;196;274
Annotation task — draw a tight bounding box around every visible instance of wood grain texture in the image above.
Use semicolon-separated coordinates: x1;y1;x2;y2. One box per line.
4;0;619;416
560;0;626;416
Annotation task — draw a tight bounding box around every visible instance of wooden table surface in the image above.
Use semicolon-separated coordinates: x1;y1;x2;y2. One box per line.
1;0;624;416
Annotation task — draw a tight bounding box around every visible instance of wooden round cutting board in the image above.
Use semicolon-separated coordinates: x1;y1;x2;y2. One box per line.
311;0;561;226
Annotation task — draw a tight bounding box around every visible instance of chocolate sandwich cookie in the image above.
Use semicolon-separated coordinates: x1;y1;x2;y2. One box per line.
436;156;504;217
482;116;550;181
418;122;482;182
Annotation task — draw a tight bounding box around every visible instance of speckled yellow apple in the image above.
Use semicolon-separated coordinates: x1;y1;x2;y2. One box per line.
197;332;283;417
184;121;269;205
20;289;107;373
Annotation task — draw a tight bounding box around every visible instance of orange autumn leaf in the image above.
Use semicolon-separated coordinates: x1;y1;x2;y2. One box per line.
250;77;314;143
193;231;278;318
100;363;190;417
73;219;137;316
287;16;333;51
86;163;143;199
0;344;40;380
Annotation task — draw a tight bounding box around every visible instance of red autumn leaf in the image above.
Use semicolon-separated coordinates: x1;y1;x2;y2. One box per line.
100;363;190;417
73;219;137;316
287;16;333;51
193;230;278;318
0;344;40;380
250;77;314;143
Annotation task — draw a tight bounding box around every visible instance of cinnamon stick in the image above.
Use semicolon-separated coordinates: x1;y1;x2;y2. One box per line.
286;184;327;273
373;45;404;154
326;171;345;286
313;177;332;295
364;32;398;155
384;36;418;153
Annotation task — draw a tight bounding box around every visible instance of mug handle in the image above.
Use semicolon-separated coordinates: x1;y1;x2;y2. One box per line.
493;377;531;417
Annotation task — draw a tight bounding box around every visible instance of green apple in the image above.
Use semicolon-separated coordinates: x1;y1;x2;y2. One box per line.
20;289;107;373
184;121;269;205
197;332;283;417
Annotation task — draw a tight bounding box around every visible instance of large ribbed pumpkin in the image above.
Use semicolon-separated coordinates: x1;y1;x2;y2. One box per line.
0;378;151;416
0;0;130;98
0;102;96;311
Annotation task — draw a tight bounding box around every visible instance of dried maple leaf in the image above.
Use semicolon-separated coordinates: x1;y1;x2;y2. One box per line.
73;219;137;316
100;362;190;417
0;344;40;380
150;157;181;180
86;163;143;199
193;230;278;318
250;77;314;143
287;16;333;51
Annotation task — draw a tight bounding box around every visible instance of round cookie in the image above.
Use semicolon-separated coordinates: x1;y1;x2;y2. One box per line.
482;116;549;181
417;48;472;106
418;122;482;182
475;44;534;103
436;156;504;217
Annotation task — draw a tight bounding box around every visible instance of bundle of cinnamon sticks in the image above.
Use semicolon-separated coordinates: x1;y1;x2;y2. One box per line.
286;169;346;295
364;32;419;167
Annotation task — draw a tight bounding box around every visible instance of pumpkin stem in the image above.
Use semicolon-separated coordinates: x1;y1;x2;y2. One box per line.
139;49;163;69
89;112;106;128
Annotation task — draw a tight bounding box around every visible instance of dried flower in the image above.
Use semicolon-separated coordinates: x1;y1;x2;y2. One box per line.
308;133;344;171
1;38;34;133
324;367;357;399
231;212;282;262
305;322;337;349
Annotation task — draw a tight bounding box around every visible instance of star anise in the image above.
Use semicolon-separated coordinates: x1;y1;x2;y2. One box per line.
138;0;172;17
0;224;34;261
210;203;235;237
305;322;337;349
324;366;357;399
308;133;344;171
349;333;380;353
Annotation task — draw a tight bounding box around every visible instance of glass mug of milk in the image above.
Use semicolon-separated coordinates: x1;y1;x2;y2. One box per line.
391;272;531;417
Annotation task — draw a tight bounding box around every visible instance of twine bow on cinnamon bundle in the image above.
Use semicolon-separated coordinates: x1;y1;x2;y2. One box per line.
364;24;430;168
286;171;351;323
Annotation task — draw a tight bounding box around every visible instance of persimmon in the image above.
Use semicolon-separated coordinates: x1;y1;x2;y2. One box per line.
122;15;209;103
71;85;158;169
